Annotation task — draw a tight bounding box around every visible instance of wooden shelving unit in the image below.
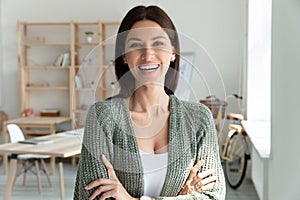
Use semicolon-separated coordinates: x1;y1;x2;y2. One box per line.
17;21;120;129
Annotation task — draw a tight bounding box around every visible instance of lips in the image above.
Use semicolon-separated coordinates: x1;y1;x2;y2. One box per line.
138;64;160;71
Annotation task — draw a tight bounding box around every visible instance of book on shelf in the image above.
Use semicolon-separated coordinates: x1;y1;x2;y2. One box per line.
54;54;64;66
18;139;54;145
74;75;83;88
62;52;70;67
54;52;70;67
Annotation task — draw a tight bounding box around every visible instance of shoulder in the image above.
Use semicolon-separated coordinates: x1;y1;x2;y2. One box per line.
87;97;124;123
171;95;213;120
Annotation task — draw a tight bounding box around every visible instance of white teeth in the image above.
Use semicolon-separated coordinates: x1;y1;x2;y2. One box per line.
138;64;160;71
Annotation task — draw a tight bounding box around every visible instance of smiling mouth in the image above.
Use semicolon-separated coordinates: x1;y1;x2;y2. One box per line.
138;64;160;71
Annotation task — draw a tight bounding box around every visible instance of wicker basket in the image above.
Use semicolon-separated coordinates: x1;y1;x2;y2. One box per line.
200;96;228;119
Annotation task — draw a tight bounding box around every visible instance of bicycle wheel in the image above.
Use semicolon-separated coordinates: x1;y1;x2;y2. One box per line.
223;131;248;189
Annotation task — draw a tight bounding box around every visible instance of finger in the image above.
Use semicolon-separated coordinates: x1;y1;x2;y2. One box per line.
88;184;115;200
99;190;116;200
201;182;216;191
191;172;216;186
99;189;129;200
187;160;204;180
85;178;113;190
190;173;216;186
198;169;214;179
201;175;217;186
101;154;118;180
179;184;193;195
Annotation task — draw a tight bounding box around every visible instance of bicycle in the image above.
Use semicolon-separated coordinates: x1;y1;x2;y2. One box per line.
200;94;251;189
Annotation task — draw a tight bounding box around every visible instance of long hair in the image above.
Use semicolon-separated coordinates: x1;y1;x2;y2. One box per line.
114;5;180;98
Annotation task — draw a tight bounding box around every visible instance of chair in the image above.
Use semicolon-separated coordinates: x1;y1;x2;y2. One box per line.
6;123;52;193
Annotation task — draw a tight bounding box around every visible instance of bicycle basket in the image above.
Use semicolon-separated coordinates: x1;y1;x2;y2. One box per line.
200;96;228;119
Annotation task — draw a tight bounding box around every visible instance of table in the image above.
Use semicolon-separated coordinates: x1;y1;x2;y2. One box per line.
0;129;83;200
2;117;71;174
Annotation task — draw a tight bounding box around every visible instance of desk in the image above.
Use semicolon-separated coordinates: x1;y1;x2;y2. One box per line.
0;129;83;200
2;117;71;174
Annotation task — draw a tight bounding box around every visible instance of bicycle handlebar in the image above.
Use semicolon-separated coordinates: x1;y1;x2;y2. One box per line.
232;94;243;100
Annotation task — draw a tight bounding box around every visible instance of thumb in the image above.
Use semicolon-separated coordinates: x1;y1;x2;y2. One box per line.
101;154;118;180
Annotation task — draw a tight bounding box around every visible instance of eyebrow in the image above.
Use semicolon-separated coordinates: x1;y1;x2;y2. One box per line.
126;35;168;43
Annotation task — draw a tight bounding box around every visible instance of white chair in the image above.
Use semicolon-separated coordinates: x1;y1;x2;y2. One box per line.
7;123;52;193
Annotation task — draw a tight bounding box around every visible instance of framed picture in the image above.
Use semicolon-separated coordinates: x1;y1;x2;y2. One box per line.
175;52;195;101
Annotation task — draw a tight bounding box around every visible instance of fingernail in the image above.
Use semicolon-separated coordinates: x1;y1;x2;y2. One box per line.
198;160;204;166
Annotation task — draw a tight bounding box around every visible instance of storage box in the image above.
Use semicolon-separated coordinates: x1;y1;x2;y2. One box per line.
40;109;60;117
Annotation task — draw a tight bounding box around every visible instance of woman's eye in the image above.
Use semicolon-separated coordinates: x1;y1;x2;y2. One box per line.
129;43;142;49
153;41;164;47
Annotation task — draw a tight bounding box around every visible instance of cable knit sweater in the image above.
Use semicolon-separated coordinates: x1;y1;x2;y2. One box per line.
74;95;226;199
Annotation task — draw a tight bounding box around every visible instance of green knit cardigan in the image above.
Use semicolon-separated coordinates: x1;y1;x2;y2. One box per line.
74;95;225;199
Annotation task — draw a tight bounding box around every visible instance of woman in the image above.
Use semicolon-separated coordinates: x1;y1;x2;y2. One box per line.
74;5;225;200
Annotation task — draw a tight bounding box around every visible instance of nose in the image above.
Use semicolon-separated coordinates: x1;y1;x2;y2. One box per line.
141;47;155;61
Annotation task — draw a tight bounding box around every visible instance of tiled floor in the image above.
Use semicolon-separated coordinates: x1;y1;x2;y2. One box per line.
0;158;259;200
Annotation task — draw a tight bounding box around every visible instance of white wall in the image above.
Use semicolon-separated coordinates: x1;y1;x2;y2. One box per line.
0;0;246;118
0;0;4;108
269;0;300;199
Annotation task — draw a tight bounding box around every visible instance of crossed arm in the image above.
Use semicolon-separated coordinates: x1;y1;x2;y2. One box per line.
85;155;217;200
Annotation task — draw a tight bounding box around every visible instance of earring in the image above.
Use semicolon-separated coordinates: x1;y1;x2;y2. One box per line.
171;54;176;62
123;59;127;64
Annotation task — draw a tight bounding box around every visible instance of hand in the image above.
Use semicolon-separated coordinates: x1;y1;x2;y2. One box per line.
179;160;217;195
85;154;138;200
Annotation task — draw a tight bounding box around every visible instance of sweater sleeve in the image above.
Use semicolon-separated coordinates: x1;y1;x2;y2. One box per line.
73;103;114;200
194;104;226;199
157;103;226;200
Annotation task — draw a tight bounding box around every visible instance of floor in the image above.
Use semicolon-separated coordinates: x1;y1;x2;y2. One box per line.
0;158;259;200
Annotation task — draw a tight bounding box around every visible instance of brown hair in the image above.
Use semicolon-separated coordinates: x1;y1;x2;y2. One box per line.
114;5;180;98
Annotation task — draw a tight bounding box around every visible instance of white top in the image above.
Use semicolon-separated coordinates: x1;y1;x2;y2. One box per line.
139;149;168;197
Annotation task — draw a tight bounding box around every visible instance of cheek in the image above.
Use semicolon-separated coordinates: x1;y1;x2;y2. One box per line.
124;52;139;65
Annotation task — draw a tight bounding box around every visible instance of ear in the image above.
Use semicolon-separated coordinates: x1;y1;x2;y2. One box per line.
171;53;176;62
122;54;127;64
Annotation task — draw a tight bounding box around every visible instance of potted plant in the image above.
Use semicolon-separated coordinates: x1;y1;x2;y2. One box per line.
85;31;94;43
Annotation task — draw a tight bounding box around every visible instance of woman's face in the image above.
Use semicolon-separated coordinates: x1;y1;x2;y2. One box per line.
123;20;175;87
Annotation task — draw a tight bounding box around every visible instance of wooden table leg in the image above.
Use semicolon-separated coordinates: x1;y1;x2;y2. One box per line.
3;153;8;175
50;156;55;175
58;162;65;200
4;157;17;200
50;124;55;175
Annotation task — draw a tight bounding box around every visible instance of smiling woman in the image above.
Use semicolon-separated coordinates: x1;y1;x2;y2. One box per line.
74;5;225;200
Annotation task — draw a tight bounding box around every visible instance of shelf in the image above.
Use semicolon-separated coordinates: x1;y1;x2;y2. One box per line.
75;42;99;46
75;87;114;92
18;21;120;129
75;88;96;91
25;86;69;91
73;109;88;114
20;22;70;26
75;65;99;69
24;43;70;47
242;120;271;159
23;66;70;70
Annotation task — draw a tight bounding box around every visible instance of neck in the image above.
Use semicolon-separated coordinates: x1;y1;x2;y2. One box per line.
128;85;169;113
